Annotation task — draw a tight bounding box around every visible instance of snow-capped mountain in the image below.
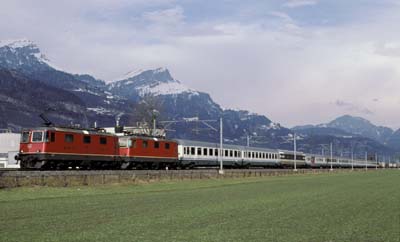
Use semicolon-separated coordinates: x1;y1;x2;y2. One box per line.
0;39;54;72
0;39;132;127
108;68;198;98
293;115;394;144
0;38;87;90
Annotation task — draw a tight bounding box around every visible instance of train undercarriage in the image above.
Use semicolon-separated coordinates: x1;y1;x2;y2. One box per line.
17;154;179;170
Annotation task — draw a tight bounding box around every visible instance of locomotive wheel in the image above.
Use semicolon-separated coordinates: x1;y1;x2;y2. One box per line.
121;162;131;170
151;163;160;170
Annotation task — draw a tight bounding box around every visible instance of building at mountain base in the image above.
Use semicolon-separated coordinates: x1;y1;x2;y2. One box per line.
0;131;20;168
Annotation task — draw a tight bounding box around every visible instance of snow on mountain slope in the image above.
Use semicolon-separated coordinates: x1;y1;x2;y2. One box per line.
0;38;58;70
108;67;199;98
136;79;198;96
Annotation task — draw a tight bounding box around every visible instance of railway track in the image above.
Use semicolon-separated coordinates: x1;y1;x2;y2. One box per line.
0;167;364;175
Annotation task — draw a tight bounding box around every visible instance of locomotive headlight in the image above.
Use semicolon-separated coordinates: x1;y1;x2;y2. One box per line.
20;150;24;153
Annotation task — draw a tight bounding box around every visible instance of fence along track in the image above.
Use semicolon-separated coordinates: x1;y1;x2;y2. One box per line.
0;169;368;188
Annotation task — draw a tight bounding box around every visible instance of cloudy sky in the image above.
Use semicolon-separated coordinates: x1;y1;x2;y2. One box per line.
1;0;400;129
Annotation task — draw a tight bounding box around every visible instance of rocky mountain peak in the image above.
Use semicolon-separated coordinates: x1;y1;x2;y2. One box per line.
0;38;37;49
0;38;52;71
295;114;394;145
116;67;174;84
109;67;197;97
328;115;371;127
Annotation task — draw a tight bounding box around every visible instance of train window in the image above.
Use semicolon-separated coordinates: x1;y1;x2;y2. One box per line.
234;151;237;157
209;148;213;156
83;136;91;144
44;132;49;142
65;134;74;143
203;148;207;156
143;140;148;148
131;140;136;148
230;150;233;157
224;150;228;157
191;147;195;155
154;142;159;148
119;139;127;147
32;131;43;142
21;131;30;143
215;149;218;156
100;137;107;145
197;147;202;155
50;132;55;142
165;143;170;149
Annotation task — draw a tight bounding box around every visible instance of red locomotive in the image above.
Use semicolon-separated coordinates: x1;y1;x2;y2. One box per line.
17;127;119;169
118;136;178;169
16;120;179;169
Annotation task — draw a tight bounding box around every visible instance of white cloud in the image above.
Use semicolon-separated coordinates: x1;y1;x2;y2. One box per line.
283;0;318;8
142;6;184;25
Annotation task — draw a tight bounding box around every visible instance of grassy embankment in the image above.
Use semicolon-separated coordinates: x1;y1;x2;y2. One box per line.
0;170;398;242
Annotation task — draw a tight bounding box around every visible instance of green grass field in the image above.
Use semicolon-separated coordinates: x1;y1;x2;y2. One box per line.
0;170;398;242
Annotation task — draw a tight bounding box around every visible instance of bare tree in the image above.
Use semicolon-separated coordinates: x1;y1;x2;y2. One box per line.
130;92;164;134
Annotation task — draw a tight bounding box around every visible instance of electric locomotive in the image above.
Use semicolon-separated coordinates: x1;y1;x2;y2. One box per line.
17;127;119;169
118;136;178;169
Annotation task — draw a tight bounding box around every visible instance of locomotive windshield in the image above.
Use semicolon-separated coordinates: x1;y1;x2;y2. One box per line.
32;131;44;142
21;131;30;143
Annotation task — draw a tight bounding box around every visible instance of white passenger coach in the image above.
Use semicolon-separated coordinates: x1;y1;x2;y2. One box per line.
176;139;378;169
176;139;280;168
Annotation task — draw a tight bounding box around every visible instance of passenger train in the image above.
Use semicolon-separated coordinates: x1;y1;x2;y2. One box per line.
16;126;378;170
